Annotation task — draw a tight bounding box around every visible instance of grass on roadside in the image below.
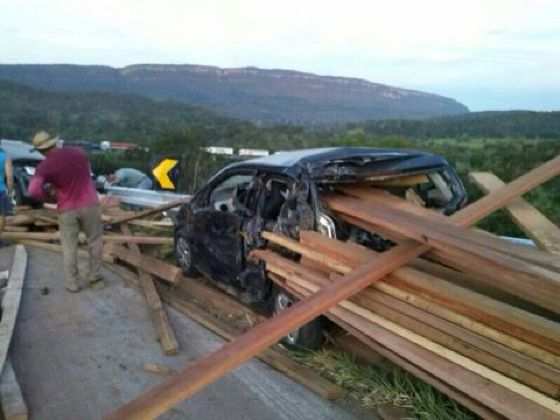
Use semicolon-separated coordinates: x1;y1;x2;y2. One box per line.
293;349;477;420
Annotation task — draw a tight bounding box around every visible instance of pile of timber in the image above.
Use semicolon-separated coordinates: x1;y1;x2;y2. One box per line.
4;198;347;405
0;199;186;358
252;184;560;418
104;155;560;420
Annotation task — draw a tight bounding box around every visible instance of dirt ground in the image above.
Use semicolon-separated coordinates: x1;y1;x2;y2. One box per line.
5;246;370;420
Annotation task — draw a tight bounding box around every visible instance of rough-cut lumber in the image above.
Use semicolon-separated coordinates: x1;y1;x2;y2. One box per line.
17;239;115;264
109;198;190;226
4;215;35;227
0;358;28;420
149;309;178;356
33;215;58;227
105;155;560;420
324;193;560;283
102;235;174;245
162;290;344;401
121;225;177;355
0;231;173;245
106;244;181;284
3;227;29;233
261;250;560;392
326;197;560;313
262;231;350;274
0;246;26;379
341;185;560;271
328;315;505;420
267;258;560;418
114;263;343;400
277;271;552;420
470;171;560;255
368;174;429;187
299;230;560;354
356;289;560;394
128;219;174;229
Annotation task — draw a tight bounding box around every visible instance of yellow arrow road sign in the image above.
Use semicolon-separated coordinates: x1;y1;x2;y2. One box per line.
152;158;178;190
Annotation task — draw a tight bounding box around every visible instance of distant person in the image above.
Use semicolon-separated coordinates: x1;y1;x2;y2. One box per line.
107;168;153;190
0;147;14;237
28;131;104;293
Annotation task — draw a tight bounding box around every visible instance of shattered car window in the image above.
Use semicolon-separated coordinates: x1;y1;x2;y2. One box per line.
209;174;254;212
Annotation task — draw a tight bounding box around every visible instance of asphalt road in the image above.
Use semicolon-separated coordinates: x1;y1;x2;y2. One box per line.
6;246;369;420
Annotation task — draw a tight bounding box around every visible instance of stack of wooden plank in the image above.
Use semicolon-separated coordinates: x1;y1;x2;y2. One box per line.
105;155;560;420
1;199;187;358
253;186;560;418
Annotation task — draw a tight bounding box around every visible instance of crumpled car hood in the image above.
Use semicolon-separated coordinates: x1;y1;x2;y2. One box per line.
303;149;448;183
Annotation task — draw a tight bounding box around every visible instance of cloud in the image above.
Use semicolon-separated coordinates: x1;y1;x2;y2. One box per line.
0;0;559;110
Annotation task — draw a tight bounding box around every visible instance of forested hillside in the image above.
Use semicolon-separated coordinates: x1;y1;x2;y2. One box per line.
0;80;241;143
357;111;560;139
0;63;468;124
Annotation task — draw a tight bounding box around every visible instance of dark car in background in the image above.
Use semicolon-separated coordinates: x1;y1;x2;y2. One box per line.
174;147;467;348
0;139;44;206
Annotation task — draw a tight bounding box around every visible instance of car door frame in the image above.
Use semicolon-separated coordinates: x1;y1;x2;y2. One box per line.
186;167;259;283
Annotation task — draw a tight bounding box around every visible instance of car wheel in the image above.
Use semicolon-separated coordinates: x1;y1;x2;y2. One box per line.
271;287;323;350
174;229;198;277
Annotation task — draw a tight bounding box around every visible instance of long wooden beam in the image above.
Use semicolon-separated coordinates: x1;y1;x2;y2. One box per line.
160;289;344;401
321;310;505;420
325;200;560;313
260;250;560;395
264;256;560;419
0;231;173;245
106;244;181;285
298;230;560;354
121;224;178;356
105;155;560;420
324;194;560;283
340;185;560;270
114;265;344;400
109;198;190;226
470;171;560;255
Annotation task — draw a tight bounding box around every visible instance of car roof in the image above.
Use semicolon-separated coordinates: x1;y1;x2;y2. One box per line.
223;147;434;173
0;139;44;161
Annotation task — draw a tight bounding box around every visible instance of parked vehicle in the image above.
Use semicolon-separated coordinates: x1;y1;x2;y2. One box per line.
174;147;467;348
0;139;44;206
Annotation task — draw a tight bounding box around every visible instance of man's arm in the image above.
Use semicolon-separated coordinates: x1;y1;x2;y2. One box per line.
28;174;48;201
4;158;13;195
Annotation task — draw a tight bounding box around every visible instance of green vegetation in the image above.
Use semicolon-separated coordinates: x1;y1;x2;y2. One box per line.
295;349;475;420
1;80;559;236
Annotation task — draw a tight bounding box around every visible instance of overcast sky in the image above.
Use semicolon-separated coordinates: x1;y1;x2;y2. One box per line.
1;0;559;111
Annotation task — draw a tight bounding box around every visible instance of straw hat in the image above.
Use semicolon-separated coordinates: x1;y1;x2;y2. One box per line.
32;131;59;151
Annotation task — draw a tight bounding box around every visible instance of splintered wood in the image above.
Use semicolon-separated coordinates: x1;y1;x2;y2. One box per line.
106;156;560;420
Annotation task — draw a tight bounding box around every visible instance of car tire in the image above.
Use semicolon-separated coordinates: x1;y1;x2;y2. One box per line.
174;228;199;277
271;286;323;350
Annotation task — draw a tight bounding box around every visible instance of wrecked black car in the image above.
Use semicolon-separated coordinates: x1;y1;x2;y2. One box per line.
174;147;467;348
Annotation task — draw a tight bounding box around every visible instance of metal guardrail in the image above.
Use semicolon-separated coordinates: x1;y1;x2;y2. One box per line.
104;186;191;208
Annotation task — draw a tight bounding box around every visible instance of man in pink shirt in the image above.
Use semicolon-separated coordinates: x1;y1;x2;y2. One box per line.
28;131;104;292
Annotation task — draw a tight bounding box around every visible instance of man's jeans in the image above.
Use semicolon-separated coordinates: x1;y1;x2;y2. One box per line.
59;205;103;289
